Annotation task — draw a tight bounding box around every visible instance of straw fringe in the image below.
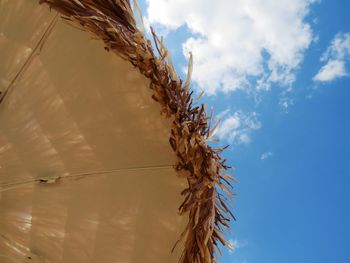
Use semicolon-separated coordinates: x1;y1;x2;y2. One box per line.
38;1;235;262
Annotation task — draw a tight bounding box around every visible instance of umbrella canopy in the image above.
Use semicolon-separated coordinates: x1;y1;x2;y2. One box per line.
0;1;186;262
0;1;234;262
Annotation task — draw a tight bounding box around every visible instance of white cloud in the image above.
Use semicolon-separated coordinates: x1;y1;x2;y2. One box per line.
214;110;261;144
314;33;350;82
279;97;294;112
260;151;273;160
228;238;248;254
313;60;346;81
146;0;316;94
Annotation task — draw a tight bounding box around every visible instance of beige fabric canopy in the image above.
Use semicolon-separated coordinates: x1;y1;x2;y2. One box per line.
0;1;234;262
0;1;186;262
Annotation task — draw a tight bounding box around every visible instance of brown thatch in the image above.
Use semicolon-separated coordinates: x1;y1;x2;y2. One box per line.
1;0;235;262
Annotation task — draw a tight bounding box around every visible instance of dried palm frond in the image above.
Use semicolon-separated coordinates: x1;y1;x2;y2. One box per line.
38;1;236;262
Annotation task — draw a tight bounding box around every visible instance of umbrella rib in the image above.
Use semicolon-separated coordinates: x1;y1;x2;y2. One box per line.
0;14;59;105
0;164;173;192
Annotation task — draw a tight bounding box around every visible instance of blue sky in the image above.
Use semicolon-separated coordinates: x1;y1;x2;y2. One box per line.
139;1;350;262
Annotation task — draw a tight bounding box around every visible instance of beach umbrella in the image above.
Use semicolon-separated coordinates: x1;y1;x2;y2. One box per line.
0;1;234;262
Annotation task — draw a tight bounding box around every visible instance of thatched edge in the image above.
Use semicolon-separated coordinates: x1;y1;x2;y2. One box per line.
39;1;235;262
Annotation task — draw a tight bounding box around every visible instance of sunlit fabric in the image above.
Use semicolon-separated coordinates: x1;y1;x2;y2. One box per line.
0;1;186;262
